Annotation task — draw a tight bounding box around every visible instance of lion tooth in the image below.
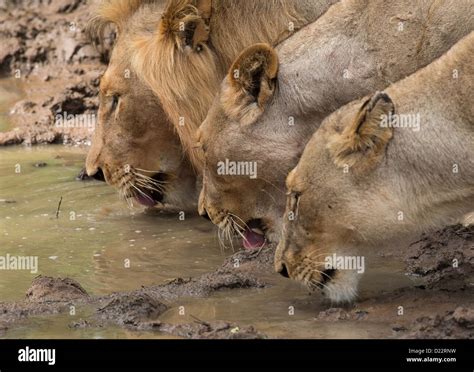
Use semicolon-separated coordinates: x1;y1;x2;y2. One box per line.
251;228;264;235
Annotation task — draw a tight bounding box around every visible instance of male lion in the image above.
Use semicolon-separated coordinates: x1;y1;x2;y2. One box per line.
197;0;474;248
86;1;198;211
275;32;474;303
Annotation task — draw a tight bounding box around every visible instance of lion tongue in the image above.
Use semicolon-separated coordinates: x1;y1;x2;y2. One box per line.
134;194;157;207
243;228;265;250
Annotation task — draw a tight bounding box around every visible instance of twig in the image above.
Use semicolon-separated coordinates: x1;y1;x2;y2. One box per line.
190;314;210;327
56;196;63;219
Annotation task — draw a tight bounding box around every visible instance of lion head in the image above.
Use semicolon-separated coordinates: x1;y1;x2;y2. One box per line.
275;92;396;303
85;0;198;211
197;44;289;249
276;28;474;302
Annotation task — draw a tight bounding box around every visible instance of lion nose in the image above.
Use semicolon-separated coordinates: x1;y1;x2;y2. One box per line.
199;208;211;221
89;167;106;182
277;263;290;278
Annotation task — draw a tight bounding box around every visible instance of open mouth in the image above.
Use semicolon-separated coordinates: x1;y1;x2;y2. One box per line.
318;269;337;288
242;219;266;250
133;173;166;207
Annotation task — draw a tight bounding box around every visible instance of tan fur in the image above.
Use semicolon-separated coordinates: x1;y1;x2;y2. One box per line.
130;0;336;172
221;43;279;126
276;32;474;303
198;0;474;248
86;0;198;211
87;0;155;40
328;92;394;174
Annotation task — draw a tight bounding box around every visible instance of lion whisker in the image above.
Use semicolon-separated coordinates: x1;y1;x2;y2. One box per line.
134;167;162;173
260;188;278;204
134;178;166;194
129;183;148;199
257;175;286;195
227;212;250;231
308;278;332;294
134;171;171;184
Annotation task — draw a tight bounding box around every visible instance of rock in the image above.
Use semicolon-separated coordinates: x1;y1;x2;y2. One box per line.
11;100;37;115
69;319;94;329
316;308;351;321
405;307;474;339
74;45;99;62
0;38;23;75
137;320;266;339
56;35;81;62
452;307;474;328
26;276;89;302
0;0;104;146
51;0;83;14
0;130;24;145
97;293;169;325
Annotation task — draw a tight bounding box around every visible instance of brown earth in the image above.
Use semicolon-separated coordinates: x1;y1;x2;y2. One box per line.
405;225;473;291
0;249;270;339
0;0;108;145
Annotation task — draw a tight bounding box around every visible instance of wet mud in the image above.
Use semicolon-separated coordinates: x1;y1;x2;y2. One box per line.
0;225;472;339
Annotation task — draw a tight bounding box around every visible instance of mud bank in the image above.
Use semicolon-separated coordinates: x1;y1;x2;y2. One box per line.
0;225;472;339
0;0;107;145
0;248;271;339
405;224;473;291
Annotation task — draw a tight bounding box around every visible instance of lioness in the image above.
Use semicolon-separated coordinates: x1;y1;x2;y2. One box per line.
197;0;474;248
275;32;474;303
86;1;198;210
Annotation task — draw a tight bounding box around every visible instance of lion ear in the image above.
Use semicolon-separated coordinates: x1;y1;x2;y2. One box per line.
221;43;279;125
160;0;212;52
330;92;395;172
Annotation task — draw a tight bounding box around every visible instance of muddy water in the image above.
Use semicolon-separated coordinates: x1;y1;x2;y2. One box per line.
158;255;416;339
0;146;226;300
0;146;416;338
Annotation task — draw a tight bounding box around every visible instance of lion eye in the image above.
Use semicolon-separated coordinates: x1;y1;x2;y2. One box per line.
287;191;301;213
110;94;120;112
